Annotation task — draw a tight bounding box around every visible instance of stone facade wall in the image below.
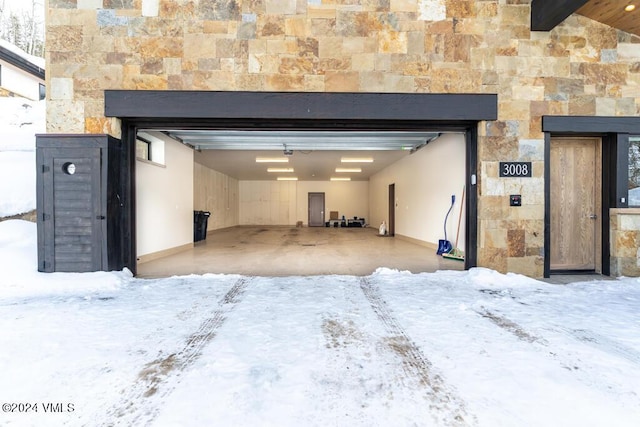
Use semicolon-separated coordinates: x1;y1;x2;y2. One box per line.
46;0;640;277
610;208;640;277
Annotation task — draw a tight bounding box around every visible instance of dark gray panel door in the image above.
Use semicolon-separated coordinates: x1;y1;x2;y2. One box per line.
42;148;102;272
308;192;325;227
388;183;395;237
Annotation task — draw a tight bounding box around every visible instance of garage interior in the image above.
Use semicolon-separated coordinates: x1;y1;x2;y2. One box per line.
133;128;468;277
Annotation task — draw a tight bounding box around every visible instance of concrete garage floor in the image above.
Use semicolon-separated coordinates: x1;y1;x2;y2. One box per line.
137;226;465;278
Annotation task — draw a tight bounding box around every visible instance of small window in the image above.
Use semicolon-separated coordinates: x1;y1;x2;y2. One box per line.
39;83;45;101
630;136;640;207
136;138;151;161
136;132;166;166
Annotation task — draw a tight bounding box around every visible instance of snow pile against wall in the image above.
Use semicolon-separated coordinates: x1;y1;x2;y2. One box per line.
0;97;45;217
0;220;131;299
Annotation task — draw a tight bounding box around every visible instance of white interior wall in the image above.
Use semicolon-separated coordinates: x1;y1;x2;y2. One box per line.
136;134;194;257
369;133;466;248
239;180;369;225
239;181;297;225
194;162;239;231
296;181;369;224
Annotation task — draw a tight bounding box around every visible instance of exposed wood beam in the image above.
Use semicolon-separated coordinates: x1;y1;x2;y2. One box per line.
531;0;589;31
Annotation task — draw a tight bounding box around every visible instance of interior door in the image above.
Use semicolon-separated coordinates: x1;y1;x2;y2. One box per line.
550;138;601;271
42;148;103;272
388;184;395;236
308;192;325;227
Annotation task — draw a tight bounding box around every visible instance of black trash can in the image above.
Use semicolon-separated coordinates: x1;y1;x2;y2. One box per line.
194;210;211;242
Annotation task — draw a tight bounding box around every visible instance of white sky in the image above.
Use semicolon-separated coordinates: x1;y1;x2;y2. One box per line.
0;0;44;20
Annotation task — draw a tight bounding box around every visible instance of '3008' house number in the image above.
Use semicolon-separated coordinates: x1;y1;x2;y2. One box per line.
499;162;532;178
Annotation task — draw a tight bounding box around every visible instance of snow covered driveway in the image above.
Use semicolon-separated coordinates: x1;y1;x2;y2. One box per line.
1;269;640;427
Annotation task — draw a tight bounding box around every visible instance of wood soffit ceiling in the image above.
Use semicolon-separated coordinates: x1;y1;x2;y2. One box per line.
577;0;640;37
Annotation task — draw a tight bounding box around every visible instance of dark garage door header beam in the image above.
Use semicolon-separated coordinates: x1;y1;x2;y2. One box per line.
531;0;588;32
105;91;497;122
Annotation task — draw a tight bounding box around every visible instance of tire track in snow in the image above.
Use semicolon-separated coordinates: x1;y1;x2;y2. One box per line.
476;309;546;345
476;288;640;366
102;277;251;426
359;278;473;426
475;307;640;403
567;328;640;365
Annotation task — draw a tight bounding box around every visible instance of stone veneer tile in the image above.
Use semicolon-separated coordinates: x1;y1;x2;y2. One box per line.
507;229;525;257
307;6;336;19
198;0;240;20
324;71;360;91
620;215;640;230
304;75;325;91
47;101;85;134
50;78;74;100
78;0;103;9
266;74;305;90
596;97;617;115
50;0;77;8
518;139;543;161
507;256;543;278
285;17;308;37
48;26;84;52
482;228;507;249
265;0;297;15
479;136;519;162
613;231;638;258
478;247;508;273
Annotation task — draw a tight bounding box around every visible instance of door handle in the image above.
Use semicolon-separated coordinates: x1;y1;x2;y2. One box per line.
588;214;597;219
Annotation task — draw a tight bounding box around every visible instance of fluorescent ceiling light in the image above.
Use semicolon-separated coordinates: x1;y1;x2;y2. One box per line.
256;157;289;163
341;157;374;163
330;177;351;181
335;168;362;173
625;4;636;11
267;168;294;173
277;177;298;181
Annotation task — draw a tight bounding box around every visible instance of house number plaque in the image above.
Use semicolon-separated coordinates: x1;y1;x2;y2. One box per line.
499;162;532;177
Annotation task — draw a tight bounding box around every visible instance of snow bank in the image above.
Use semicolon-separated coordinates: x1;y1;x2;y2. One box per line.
0;97;45;216
0;97;45;150
0;220;132;300
0;151;36;216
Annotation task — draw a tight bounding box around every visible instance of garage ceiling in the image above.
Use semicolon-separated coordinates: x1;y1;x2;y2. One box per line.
142;130;448;181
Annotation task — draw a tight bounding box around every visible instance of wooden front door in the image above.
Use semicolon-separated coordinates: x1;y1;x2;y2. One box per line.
550;138;601;271
308;192;325;227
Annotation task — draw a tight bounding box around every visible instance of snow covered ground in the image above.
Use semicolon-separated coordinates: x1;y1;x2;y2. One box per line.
1;91;640;427
1;220;640;427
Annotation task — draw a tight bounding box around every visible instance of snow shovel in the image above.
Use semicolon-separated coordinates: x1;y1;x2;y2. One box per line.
443;186;465;261
437;194;455;255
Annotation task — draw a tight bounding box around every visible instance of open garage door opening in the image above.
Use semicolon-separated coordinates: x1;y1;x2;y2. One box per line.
133;128;467;277
102;90;498;276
